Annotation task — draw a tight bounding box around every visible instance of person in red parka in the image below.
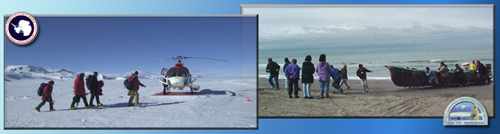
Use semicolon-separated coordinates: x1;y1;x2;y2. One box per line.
97;80;104;96
71;73;90;110
128;71;145;106
35;80;55;112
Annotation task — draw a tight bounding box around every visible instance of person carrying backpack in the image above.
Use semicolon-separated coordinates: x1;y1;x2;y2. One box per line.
87;72;102;107
35;80;55;112
71;73;90;110
128;71;145;106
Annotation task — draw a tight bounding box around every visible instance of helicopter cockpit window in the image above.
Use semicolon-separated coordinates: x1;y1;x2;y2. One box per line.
178;68;188;77
168;68;177;77
167;68;189;77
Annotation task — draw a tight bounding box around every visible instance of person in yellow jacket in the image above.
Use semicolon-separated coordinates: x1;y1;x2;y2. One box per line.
470;60;476;70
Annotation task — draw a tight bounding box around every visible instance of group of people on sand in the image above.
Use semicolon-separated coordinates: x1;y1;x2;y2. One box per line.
35;71;145;112
266;54;372;99
424;60;489;88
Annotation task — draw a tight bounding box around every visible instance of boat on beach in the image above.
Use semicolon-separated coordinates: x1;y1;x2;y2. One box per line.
385;65;492;87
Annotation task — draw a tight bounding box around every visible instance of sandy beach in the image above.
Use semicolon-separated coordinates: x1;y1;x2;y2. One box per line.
258;78;494;117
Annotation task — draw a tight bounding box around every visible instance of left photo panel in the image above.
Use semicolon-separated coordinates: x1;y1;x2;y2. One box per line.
4;15;258;129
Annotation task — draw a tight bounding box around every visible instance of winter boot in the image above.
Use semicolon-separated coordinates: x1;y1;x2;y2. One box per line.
70;107;76;110
85;105;92;109
35;108;40;112
50;109;55;111
97;103;103;106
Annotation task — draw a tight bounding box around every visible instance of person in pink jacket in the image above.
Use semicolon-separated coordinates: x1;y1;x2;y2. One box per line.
128;71;145;106
71;73;90;110
316;54;332;99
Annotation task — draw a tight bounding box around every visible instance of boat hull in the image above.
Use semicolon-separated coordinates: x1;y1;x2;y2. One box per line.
385;66;491;87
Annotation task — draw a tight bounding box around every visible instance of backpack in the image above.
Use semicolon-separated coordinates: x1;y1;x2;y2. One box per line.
123;78;135;90
85;75;91;89
37;83;47;96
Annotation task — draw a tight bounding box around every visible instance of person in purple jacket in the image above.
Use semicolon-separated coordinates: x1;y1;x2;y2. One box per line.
285;58;301;98
316;54;332;99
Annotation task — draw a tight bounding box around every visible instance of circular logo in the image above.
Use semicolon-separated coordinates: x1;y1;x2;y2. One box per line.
5;12;39;45
443;97;488;126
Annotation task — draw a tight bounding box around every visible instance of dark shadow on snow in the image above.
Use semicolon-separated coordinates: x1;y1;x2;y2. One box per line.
198;89;228;95
101;101;185;108
43;101;185;112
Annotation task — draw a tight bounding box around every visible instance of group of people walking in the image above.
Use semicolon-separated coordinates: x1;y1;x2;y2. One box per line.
35;71;145;112
266;54;372;99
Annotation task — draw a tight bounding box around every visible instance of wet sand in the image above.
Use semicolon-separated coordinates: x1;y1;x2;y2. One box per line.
258;78;494;117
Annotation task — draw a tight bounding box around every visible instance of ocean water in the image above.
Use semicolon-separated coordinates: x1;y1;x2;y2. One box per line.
259;48;493;79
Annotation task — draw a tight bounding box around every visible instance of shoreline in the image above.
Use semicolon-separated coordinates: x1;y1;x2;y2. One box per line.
258;78;494;117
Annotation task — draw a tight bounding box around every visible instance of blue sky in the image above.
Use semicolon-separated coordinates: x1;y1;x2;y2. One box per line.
5;16;257;78
2;0;500;134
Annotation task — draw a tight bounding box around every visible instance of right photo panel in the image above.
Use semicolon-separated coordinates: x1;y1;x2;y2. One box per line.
242;5;494;118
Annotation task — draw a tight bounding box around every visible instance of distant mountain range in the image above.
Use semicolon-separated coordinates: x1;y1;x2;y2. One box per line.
4;65;161;81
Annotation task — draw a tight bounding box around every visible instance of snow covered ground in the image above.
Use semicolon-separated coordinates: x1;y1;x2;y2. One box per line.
4;77;257;128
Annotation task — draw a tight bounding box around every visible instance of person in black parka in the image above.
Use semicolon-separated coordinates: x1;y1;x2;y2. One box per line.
301;55;315;99
87;72;101;107
266;58;280;90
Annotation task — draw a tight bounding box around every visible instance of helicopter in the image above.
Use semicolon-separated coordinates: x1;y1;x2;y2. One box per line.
137;55;228;95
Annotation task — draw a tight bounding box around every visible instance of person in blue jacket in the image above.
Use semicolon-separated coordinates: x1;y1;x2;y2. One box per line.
285;58;301;98
331;65;343;93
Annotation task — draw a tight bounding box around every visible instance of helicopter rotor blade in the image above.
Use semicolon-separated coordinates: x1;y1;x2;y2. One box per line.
183;56;228;62
136;58;172;66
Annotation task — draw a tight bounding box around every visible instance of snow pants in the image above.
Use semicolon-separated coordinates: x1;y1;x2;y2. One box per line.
89;89;100;105
36;100;54;110
128;90;139;105
71;94;88;108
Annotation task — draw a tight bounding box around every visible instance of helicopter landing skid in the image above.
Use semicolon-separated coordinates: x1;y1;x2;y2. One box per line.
163;86;171;95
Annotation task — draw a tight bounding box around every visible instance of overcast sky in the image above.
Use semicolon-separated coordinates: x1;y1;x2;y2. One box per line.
243;5;493;50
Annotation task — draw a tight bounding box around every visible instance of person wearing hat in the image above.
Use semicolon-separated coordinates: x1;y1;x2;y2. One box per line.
71;73;90;110
356;64;372;92
128;71;145;106
316;54;332;98
35;80;55;112
87;72;102;107
425;66;438;86
266;58;280;90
